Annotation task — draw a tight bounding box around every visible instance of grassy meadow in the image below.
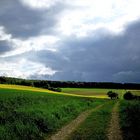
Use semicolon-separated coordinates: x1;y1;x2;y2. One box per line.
1;84;140;99
62;88;126;99
0;85;106;140
68;101;116;140
0;84;109;98
0;84;140;140
119;100;140;140
62;88;140;99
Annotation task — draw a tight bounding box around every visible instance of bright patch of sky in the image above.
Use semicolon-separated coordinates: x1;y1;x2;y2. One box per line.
20;0;59;9
58;0;140;36
0;59;57;78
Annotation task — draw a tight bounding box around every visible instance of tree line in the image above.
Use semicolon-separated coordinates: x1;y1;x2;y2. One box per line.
0;76;140;90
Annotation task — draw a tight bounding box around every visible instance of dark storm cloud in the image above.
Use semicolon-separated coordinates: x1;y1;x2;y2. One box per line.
0;41;13;54
0;0;63;38
24;50;70;71
28;20;140;82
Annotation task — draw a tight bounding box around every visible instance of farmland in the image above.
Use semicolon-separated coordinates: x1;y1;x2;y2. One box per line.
0;84;140;140
0;85;106;140
68;101;116;140
0;84;109;98
62;88;140;99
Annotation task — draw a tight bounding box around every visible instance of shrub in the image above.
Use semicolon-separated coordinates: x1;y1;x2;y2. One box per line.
107;91;118;99
120;101;140;140
123;91;134;100
48;87;62;92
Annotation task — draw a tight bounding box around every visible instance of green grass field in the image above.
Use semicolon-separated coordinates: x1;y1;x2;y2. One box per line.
0;84;140;140
0;84;109;98
68;101;116;140
129;90;140;96
0;85;106;140
62;88;125;99
62;88;140;99
1;84;140;99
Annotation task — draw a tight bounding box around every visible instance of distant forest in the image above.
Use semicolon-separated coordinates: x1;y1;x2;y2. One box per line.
0;76;140;90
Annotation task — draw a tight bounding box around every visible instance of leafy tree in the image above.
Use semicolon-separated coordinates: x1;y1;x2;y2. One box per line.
107;91;118;99
123;91;134;100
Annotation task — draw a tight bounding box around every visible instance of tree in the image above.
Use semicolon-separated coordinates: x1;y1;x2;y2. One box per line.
107;91;118;99
123;91;134;100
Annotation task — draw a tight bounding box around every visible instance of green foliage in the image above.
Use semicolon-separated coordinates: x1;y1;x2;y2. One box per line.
107;91;118;99
119;100;140;140
0;88;106;140
123;91;140;100
1;76;140;89
123;91;133;100
68;101;116;140
48;87;62;92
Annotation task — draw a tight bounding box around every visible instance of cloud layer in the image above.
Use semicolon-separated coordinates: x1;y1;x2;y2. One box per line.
0;0;140;82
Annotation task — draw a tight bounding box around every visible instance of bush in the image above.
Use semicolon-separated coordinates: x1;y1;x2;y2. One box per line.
48;87;62;92
120;101;140;140
107;91;118;99
123;91;134;100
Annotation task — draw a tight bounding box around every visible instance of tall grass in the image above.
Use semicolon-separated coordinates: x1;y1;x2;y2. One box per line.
0;88;106;140
119;100;140;140
68;101;116;140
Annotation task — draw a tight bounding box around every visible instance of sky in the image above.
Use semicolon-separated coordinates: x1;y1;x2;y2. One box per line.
0;0;140;83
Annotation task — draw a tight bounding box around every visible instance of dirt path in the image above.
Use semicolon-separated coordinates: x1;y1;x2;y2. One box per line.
47;105;103;140
107;102;123;140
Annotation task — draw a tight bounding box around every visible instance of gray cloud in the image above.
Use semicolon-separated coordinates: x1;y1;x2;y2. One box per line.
0;41;13;54
0;0;64;38
27;20;140;82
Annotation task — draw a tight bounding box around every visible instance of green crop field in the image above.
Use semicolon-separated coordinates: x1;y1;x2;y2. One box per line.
68;101;116;140
1;84;140;99
62;88;124;99
62;88;140;99
129;90;140;96
0;85;106;140
0;84;109;98
0;84;140;140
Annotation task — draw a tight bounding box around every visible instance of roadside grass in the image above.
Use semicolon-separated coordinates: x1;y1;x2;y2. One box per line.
119;100;140;140
68;101;116;140
0;88;106;140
